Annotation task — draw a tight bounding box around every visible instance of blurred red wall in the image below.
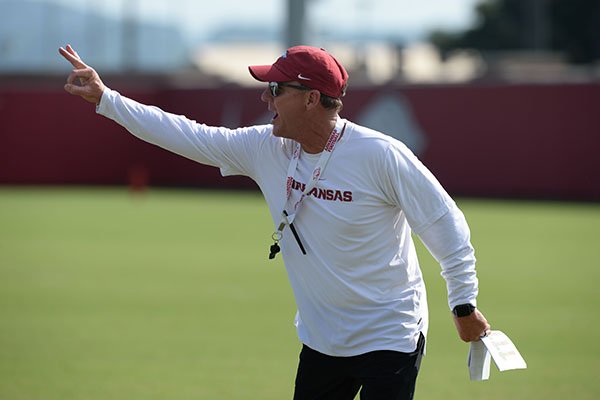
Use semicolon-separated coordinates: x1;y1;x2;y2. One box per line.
1;83;598;200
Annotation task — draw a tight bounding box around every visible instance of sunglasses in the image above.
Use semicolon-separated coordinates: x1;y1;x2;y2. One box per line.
268;82;312;97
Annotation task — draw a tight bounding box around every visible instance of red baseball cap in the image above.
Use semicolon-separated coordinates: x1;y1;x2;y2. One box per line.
248;46;349;99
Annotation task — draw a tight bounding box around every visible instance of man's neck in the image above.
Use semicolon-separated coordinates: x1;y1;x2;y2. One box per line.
300;116;338;154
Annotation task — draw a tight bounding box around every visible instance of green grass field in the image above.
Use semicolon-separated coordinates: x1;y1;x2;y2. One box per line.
1;187;599;399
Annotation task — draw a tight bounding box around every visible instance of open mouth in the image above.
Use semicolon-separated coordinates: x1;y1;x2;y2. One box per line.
271;112;279;122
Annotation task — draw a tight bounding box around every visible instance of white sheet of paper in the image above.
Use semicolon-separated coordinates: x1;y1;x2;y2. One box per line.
481;330;527;371
468;340;491;381
467;330;526;381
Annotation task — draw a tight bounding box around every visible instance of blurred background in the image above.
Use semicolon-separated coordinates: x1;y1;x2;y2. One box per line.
0;0;599;199
1;2;600;400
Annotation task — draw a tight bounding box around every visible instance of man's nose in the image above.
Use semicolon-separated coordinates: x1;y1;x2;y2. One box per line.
260;87;272;103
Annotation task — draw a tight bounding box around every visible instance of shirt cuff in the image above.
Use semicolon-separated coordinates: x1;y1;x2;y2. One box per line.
95;87;113;115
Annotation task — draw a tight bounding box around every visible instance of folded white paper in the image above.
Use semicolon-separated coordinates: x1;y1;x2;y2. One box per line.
468;339;491;380
468;330;527;381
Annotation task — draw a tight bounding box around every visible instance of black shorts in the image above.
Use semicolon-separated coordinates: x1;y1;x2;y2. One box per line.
293;334;425;400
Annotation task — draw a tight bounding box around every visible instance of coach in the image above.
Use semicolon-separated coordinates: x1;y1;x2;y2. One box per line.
60;44;490;400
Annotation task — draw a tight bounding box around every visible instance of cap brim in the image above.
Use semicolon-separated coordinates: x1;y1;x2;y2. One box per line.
248;64;292;82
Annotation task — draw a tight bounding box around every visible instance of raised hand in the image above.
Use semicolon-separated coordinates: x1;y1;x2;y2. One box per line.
58;44;105;104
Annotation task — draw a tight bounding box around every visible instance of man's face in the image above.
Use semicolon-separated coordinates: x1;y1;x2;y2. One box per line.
261;82;312;140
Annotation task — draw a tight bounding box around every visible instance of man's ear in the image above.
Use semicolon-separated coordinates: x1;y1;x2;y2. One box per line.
305;90;321;110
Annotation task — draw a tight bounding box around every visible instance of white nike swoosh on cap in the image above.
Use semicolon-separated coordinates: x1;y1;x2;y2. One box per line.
297;74;312;81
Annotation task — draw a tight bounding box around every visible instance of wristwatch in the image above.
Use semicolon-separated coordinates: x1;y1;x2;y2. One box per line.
452;304;476;317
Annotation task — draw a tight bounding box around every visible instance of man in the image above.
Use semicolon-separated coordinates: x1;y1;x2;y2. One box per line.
59;44;490;400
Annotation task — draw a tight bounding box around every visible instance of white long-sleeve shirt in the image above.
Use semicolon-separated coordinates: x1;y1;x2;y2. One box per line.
97;88;479;356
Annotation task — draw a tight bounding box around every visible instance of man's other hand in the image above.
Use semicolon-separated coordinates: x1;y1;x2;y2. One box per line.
453;309;491;342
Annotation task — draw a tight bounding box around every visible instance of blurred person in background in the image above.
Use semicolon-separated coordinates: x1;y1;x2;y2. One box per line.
60;43;490;400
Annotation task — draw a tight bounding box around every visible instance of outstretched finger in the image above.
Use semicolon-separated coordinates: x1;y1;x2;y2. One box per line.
66;44;82;60
59;46;87;69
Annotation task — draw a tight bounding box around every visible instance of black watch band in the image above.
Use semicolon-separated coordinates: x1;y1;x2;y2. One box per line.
452;304;476;317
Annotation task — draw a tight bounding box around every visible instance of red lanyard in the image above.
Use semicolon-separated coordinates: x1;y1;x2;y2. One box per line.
269;122;346;259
